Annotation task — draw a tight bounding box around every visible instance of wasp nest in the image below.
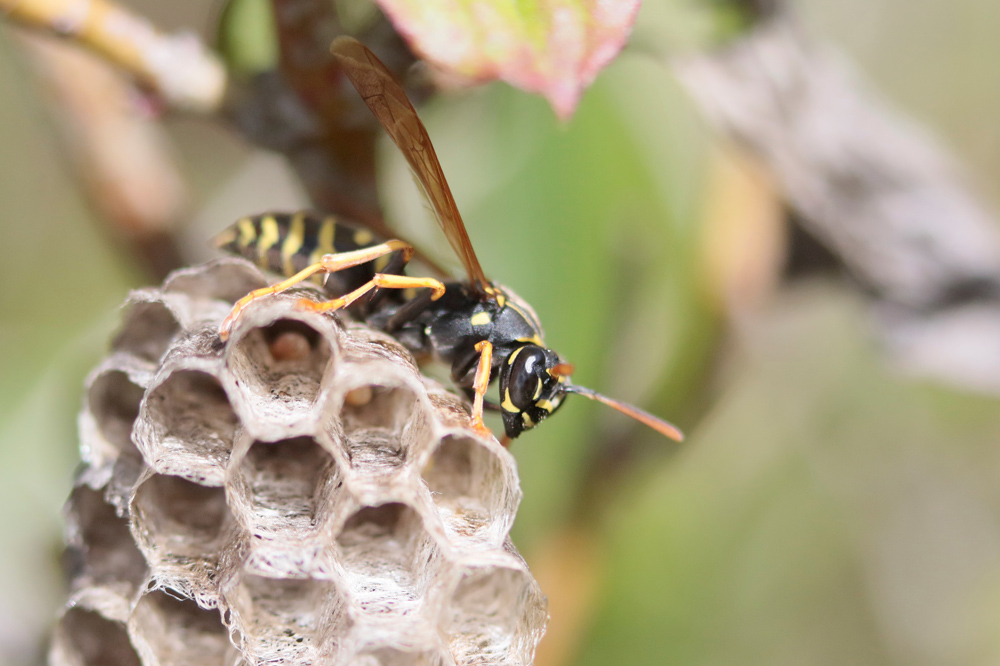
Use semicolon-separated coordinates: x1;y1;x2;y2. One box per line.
53;258;547;666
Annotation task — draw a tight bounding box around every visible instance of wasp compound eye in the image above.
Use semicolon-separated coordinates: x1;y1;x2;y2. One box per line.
507;346;549;411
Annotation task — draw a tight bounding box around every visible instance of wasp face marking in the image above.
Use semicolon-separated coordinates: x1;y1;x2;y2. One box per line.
498;344;568;438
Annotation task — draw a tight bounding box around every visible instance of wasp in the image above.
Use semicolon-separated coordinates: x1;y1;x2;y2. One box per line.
215;37;682;444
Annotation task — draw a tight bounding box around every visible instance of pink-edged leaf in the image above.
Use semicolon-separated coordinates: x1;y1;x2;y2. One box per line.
372;0;641;119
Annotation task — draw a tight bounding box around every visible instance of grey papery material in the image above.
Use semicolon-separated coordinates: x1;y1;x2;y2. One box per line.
53;258;547;666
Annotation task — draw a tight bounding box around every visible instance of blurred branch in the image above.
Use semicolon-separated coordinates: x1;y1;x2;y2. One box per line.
674;11;1000;393
18;33;189;280
268;0;382;228
1;0;226;113
531;527;604;666
226;0;446;272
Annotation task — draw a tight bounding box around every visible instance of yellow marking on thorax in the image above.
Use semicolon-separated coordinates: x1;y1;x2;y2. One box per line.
507;299;544;342
281;213;305;276
257;216;281;268
237;217;257;248
517;335;545;347
483;284;508;308
470;311;492;327
353;229;374;246
522;413;535;427
532;379;543;400
501;389;518;413
537;398;561;413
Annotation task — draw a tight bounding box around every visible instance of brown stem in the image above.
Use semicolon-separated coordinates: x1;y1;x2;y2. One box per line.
1;0;226;113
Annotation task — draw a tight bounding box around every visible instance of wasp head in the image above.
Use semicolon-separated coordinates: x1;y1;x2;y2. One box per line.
498;344;570;438
496;343;685;442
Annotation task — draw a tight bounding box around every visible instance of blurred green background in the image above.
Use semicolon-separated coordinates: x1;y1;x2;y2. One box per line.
2;1;1000;665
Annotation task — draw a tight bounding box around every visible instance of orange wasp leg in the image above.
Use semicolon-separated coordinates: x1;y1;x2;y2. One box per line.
470;340;494;438
296;273;445;314
218;240;414;341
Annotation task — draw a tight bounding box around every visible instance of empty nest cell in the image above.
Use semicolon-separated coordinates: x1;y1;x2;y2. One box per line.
335;379;432;471
346;646;448;666
236;436;339;534
227;318;334;421
336;503;441;617
87;369;145;457
140;369;239;481
52;608;141;666
445;566;546;666
111;299;181;363
65;485;147;594
422;436;514;542
228;575;349;664
129;590;230;666
131;474;231;596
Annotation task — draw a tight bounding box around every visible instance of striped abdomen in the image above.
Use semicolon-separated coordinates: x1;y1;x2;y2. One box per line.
215;211;396;295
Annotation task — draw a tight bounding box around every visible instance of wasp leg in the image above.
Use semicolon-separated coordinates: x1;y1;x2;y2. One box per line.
367;249;409;311
218;240;414;341
470;340;494;437
296;274;446;313
385;289;435;332
462;387;501;412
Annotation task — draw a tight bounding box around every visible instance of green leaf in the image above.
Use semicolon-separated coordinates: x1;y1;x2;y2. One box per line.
579;289;1000;666
372;0;641;119
216;0;280;78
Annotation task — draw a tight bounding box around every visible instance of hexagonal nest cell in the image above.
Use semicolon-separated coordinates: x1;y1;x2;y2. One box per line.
54;258;547;666
445;564;547;665
86;369;146;457
227;318;334;421
235;436;338;534
111;296;182;364
422;435;518;545
227;575;349;664
136;368;239;484
335;502;440;618
64;485;147;596
346;646;448;666
52;608;141;666
129;590;230;666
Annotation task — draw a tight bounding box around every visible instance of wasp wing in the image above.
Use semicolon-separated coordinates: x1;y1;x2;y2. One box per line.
330;36;490;295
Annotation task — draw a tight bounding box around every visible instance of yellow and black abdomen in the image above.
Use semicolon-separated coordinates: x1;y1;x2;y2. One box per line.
214;211;391;296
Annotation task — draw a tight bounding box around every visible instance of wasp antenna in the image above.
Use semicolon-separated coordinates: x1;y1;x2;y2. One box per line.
550;362;575;377
564;385;684;442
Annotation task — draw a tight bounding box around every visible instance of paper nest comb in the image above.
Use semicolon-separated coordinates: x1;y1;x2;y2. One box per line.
51;258;548;666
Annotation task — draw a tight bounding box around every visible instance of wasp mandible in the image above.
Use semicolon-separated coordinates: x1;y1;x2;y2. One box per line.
216;37;683;444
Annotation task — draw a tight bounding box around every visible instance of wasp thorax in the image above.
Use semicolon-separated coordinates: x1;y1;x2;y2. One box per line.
499;344;567;438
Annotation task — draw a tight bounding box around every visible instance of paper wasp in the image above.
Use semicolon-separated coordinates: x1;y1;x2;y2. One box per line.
216;37;682;444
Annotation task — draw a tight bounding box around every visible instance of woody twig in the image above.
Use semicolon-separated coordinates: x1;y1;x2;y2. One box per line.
1;0;226;113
